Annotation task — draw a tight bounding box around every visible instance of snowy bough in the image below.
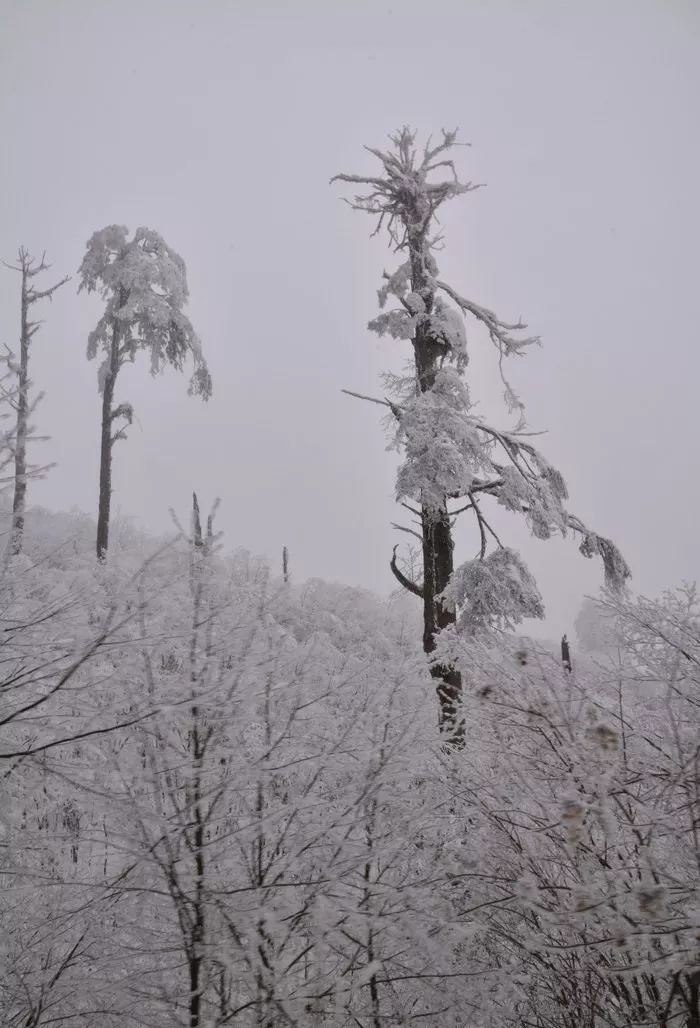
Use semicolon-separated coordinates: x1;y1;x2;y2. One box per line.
333;127;629;740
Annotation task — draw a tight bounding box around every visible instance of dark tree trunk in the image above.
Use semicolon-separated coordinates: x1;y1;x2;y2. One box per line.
188;814;204;1027
687;971;700;1028
96;323;120;560
408;224;463;740
561;633;572;673
11;270;30;556
421;505;462;732
189;713;205;1027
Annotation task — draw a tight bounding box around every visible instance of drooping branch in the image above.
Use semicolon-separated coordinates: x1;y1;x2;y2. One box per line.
390;545;424;598
565;514;631;592
436;279;539;418
436;280;539;354
470;493;503;555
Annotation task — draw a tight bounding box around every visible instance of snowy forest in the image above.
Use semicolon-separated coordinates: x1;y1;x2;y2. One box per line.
2;3;699;1027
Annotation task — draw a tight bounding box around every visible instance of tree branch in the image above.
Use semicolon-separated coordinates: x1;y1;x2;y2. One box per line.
390;545;424;598
27;274;71;304
341;388;402;419
390;521;422;543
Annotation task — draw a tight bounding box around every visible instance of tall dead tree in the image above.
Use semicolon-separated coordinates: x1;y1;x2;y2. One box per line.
2;249;69;554
333;130;525;738
334;129;629;742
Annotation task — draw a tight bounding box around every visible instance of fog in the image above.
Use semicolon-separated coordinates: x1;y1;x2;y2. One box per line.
1;0;698;637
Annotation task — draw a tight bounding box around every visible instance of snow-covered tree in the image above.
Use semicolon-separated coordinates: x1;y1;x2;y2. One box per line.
2;248;69;555
71;507;449;1027
438;583;700;1028
333;128;629;739
78;226;212;559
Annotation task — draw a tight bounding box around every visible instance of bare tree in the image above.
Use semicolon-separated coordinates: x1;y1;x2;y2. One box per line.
78;226;212;559
2;249;69;555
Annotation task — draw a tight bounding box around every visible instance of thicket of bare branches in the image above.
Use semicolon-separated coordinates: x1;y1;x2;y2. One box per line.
2;496;697;1027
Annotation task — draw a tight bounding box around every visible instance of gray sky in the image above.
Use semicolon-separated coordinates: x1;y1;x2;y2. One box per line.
1;0;698;638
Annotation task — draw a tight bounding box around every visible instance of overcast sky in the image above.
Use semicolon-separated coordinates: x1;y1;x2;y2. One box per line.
1;0;698;639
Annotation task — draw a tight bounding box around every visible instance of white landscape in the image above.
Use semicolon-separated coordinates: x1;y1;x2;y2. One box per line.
1;3;699;1026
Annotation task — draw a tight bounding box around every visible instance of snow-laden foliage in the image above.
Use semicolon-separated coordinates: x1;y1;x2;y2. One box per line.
79;224;211;558
441;547;545;634
370;295;468;367
575;523;632;592
394;367;482;507
79;225;211;398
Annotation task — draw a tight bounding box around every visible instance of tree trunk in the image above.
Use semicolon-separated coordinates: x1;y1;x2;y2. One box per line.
10;267;30;556
421;505;462;733
188;705;205;1027
409;225;463;738
96;324;120;560
687;970;700;1028
189;811;204;1028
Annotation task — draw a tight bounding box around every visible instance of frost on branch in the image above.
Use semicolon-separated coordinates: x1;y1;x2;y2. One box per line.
441;547;544;634
331;127;481;249
368;308;418;340
579;532;629;591
495;464;569;540
370;294;468;366
79;225;211;399
568;517;631;592
394;368;483;508
377;261;411;307
428;297;468;367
